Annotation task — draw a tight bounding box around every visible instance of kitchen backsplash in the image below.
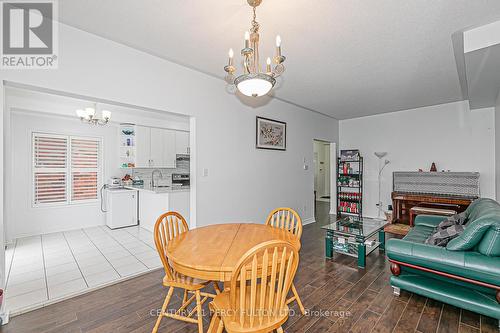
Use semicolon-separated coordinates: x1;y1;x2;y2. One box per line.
120;156;189;186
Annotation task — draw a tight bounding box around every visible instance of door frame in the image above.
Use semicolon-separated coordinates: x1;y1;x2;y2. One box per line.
313;139;337;216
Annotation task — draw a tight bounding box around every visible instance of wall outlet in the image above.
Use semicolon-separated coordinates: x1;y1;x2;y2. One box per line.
203;168;209;177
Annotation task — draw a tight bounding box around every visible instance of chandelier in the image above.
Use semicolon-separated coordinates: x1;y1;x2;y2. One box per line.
224;0;286;97
76;103;111;126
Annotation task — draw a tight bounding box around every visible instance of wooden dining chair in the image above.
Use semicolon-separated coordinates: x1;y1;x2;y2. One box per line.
265;207;305;315
152;211;221;333
208;240;299;333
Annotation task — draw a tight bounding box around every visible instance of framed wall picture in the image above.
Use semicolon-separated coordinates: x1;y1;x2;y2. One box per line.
256;116;287;151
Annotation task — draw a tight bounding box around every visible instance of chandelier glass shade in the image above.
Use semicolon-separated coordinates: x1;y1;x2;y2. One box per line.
224;0;286;97
76;104;111;126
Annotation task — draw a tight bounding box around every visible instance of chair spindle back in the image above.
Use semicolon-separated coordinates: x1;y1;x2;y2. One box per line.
154;211;189;280
229;240;299;328
266;208;303;240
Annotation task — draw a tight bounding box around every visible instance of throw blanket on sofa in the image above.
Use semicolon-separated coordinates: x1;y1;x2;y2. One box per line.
425;213;468;246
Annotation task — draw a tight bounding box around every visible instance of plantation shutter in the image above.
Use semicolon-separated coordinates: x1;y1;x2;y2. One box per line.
71;137;100;201
33;134;68;204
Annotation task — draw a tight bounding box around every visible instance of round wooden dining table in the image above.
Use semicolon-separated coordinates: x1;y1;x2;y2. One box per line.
167;223;301;282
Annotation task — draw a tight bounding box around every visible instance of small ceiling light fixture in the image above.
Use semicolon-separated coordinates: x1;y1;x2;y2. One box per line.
76;103;111;126
224;0;286;97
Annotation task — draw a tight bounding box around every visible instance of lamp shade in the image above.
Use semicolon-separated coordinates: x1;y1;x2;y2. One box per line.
76;109;86;118
234;73;276;97
85;107;96;118
102;110;111;120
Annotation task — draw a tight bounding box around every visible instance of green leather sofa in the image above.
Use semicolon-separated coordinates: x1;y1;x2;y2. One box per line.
386;198;500;325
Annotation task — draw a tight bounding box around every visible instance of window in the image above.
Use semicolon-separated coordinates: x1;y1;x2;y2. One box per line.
33;133;101;206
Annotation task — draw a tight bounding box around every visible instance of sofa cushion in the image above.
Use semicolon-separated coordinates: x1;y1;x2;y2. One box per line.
425;224;466;247
386;239;500;286
446;198;500;251
447;216;500;251
404;225;435;244
477;225;500;256
437;212;467;229
413;215;447;228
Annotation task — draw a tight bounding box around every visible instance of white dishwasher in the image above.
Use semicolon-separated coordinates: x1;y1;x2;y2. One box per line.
104;188;138;229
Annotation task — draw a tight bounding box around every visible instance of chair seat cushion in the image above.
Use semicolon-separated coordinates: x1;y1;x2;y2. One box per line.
211;287;289;333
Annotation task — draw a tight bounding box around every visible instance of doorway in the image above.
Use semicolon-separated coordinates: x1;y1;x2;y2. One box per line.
313;140;336;218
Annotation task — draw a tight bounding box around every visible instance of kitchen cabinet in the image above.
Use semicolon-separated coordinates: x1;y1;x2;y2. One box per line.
162;129;176;168
175;131;190;155
150;127;164;167
138;190;190;232
134;126;176;168
135;126;151;168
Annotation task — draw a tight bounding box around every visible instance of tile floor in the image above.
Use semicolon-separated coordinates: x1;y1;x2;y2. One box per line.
4;225;162;315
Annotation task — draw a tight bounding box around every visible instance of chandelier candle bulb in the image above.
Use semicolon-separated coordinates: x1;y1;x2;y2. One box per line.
276;35;282;56
266;57;271;73
228;48;234;66
245;31;250;48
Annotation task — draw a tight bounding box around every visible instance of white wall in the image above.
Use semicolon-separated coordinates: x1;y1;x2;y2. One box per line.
340;101;495;218
0;22;338;233
496;93;500;199
8;111;120;239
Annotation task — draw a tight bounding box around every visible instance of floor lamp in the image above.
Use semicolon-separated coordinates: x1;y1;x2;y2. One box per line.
374;152;390;218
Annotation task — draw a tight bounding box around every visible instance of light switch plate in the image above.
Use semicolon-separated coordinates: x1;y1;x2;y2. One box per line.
203;168;209;177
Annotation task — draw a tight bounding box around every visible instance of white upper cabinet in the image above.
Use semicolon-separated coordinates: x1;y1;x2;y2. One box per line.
149;127;164;167
162;129;176;168
135;126;151;168
175;131;190;155
133;126;177;168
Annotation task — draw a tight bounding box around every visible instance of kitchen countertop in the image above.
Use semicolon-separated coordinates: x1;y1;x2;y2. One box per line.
124;184;190;194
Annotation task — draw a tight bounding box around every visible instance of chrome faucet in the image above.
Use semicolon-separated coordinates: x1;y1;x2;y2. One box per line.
151;169;163;188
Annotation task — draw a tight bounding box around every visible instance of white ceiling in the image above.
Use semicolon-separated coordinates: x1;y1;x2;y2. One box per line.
5;86;190;125
58;1;500;119
465;44;500;109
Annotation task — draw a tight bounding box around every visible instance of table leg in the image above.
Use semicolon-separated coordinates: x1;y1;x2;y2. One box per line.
379;230;385;252
357;243;366;268
325;232;333;258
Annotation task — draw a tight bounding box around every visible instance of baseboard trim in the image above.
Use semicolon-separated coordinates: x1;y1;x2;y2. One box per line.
303;218;316;225
0;309;10;325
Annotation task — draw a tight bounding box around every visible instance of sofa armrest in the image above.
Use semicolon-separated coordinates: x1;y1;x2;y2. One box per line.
386;239;500;287
414;214;447;228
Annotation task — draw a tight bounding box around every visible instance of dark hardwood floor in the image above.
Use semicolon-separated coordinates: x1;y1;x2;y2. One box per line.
2;201;498;333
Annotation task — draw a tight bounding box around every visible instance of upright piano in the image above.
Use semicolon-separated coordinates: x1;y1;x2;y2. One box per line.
391;172;480;225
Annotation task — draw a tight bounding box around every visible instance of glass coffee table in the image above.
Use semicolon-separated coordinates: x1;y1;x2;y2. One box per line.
322;215;388;268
